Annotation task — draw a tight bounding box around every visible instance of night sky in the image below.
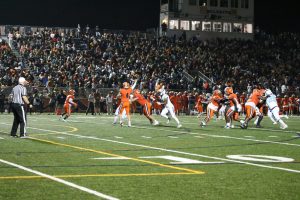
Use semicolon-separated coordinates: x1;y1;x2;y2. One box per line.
0;0;299;33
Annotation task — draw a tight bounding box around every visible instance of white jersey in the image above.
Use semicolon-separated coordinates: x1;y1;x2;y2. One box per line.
158;88;166;97
266;94;278;110
161;94;173;108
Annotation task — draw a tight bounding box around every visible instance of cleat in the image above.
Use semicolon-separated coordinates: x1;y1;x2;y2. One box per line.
273;122;278;125
200;121;206;127
120;122;123;127
166;117;171;124
10;135;18;138
177;124;182;128
231;125;235;128
280;124;288;130
153;120;159;126
224;125;231;129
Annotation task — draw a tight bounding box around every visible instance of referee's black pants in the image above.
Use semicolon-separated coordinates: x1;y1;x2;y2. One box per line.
11;103;27;137
86;102;95;115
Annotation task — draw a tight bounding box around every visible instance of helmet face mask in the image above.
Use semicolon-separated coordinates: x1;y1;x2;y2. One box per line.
224;87;233;95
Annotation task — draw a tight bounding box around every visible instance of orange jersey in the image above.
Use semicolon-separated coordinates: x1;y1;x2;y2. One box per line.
289;97;296;104
282;97;289;106
276;97;282;107
247;90;261;105
228;93;239;107
170;95;176;105
211;95;221;107
120;88;132;103
134;92;148;105
64;95;75;106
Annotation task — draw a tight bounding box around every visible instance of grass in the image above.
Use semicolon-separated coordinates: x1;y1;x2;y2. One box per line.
0;113;300;200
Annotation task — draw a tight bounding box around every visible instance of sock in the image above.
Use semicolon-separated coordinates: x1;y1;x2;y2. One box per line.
256;116;263;126
113;115;118;123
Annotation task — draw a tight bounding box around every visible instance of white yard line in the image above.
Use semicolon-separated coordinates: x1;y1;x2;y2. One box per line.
0;137;4;139
0;158;119;200
1;121;300;173
141;136;152;139
7;125;300;174
114;136;123;139
168;136;178;139
130;126;300;147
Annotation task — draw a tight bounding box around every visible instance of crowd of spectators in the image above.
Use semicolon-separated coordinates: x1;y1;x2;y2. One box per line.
1;26;300;99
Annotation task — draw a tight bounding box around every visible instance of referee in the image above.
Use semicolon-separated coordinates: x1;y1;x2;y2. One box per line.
10;77;32;138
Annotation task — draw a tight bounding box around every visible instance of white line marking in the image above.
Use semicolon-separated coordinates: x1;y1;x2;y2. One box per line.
114;136;123;139
194;136;204;138
1;122;300;173
268;136;278;138
141;136;152;139
1;121;300;147
0;158;119;200
0;137;4;139
131;126;300;147
57;137;65;139
168;136;178;139
17;126;300;174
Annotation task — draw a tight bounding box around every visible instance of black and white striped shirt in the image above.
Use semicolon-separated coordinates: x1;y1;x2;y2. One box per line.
11;85;27;104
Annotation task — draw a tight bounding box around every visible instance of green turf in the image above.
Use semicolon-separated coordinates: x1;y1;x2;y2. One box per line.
0;113;299;200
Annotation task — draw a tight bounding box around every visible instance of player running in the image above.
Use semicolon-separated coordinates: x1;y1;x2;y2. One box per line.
155;79;182;128
265;89;288;129
60;89;77;121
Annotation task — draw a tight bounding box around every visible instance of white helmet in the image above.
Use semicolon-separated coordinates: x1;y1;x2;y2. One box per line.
265;89;273;96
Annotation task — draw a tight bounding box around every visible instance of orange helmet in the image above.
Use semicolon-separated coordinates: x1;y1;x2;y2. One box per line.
69;89;75;95
224;87;233;95
213;89;222;96
134;89;140;95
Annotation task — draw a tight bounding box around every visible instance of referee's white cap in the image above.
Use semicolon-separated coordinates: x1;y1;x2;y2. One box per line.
18;77;28;85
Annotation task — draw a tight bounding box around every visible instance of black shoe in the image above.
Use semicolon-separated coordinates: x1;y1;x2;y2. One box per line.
240;124;248;129
256;125;262;128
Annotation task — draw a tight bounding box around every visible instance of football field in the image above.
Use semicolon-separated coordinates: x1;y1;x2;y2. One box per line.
0;113;299;200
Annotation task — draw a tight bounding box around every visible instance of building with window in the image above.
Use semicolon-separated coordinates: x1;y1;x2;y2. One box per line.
160;0;254;40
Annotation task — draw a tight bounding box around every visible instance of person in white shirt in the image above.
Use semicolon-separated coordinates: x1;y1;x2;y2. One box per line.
265;89;288;129
155;79;182;128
